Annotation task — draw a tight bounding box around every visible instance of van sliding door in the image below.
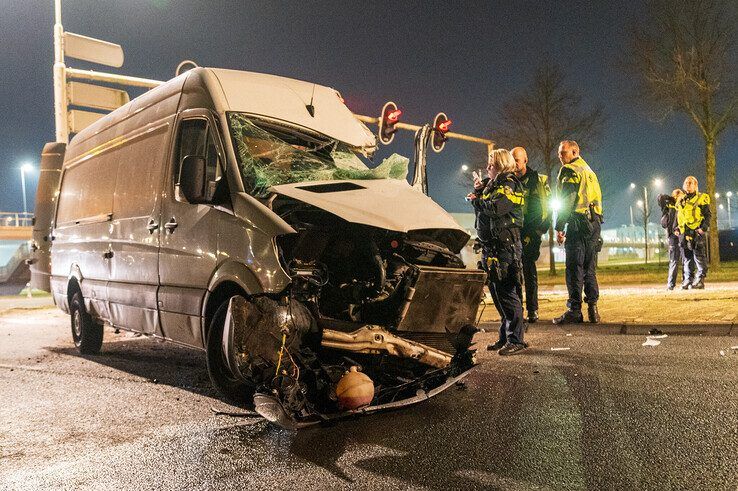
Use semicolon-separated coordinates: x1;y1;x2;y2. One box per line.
107;120;172;334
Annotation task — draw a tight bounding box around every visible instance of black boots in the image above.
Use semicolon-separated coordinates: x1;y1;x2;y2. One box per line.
527;310;539;323
553;305;600;324
553;309;584;324
587;303;601;324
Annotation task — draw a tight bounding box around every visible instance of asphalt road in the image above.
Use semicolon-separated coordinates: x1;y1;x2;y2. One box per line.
1;306;737;490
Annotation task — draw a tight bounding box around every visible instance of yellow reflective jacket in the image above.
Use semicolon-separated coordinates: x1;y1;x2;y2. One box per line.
556;157;603;218
676;192;710;232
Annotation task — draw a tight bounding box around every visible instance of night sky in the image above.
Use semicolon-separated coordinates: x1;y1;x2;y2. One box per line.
1;0;736;227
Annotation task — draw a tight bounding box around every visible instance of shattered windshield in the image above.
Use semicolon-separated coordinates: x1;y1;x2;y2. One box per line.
228;113;409;197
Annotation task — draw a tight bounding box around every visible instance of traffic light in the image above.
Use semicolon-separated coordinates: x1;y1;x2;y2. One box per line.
378;101;402;145
432;112;452;153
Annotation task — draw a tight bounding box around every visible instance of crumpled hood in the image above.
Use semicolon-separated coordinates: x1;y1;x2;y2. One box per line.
270;179;470;252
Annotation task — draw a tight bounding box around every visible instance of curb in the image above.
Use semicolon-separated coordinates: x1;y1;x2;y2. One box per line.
479;322;736;336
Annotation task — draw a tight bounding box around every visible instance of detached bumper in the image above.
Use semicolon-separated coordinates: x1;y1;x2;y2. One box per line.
253;368;474;429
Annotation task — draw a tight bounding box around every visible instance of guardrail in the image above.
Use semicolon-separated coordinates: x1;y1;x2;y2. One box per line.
0;212;33;227
0;243;30;283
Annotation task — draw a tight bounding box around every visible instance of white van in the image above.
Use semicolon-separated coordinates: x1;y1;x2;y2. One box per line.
39;67;485;426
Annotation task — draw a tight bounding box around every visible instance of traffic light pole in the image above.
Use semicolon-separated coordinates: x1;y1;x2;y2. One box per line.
357;114;494;196
356;115;493;150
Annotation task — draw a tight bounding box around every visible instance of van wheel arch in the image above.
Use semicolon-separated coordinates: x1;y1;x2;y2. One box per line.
203;281;248;344
67;277;81;308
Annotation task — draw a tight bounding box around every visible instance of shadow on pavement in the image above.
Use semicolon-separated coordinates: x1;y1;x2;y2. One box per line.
47;338;240;406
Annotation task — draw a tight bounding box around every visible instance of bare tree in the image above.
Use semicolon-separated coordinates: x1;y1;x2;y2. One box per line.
495;61;604;274
626;0;738;268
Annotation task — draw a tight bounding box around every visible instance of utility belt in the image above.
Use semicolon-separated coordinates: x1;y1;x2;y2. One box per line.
487;226;521;249
479;227;522;283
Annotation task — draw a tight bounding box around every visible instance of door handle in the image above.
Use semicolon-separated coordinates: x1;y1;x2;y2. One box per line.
164;218;178;233
103;250;114;259
147;219;159;233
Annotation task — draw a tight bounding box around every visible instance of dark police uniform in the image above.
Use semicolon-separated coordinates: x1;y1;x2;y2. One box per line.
471;172;527;353
554;156;603;323
658;194;688;289
518;168;550;321
676;191;711;289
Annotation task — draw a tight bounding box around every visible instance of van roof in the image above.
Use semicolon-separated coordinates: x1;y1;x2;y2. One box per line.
70;67;377;151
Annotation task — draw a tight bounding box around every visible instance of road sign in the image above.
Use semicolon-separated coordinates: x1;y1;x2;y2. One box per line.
67;82;129;111
68;109;106;134
64;32;124;68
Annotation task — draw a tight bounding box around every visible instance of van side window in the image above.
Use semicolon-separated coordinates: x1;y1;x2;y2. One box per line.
174;118;227;204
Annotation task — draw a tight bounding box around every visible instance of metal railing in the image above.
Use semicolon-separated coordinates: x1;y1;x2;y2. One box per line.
0;212;33;227
0;243;30;283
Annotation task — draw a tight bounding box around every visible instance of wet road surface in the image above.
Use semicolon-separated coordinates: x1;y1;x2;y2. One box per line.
1;306;737;490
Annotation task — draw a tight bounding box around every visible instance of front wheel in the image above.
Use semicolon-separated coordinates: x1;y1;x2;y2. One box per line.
70;292;103;355
205;297;254;405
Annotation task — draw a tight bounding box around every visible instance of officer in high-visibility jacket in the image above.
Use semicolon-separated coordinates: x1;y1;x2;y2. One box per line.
468;148;528;356
658;188;690;290
675;176;711;289
552;140;604;325
512;146;552;324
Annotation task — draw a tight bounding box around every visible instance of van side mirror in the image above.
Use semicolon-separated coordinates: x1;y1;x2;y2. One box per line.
180;155;208;203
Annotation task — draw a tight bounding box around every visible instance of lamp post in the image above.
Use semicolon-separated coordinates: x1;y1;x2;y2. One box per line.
631;179;662;264
20;163;35;216
727;191;733;229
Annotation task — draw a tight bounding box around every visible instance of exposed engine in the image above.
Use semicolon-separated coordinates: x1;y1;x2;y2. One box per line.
223;195;485;428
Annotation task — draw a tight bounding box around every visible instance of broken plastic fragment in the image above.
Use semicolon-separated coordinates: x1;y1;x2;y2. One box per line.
550;347;571;351
642;338;661;347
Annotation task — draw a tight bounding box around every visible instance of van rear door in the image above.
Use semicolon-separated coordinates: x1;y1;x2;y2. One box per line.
29;142;65;292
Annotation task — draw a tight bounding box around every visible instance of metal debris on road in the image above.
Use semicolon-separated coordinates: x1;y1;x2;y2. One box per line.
550;347;571;351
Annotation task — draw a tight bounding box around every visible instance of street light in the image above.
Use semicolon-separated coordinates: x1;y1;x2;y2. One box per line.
727;192;733;229
629;178;662;264
461;164;469;172
20;162;35;215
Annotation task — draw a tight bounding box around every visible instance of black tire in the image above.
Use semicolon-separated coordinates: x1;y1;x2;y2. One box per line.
205;298;254;405
70;291;103;355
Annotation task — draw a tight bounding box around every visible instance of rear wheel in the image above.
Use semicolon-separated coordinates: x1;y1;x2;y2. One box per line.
70;292;103;354
206;297;254;405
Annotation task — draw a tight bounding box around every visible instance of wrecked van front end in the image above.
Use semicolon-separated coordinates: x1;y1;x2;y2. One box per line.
218;113;486;428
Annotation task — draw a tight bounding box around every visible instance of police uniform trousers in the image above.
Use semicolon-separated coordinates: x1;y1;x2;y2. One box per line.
564;218;600;312
667;234;684;288
521;233;542;314
680;232;707;284
486;240;525;345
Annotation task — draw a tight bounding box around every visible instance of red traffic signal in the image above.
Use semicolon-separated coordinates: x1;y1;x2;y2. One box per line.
378;101;402;145
432;113;451;153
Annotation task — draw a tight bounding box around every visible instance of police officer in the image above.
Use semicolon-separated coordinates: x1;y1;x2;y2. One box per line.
675;176;711;289
512;147;551;323
658;188;689;290
468;148;528;355
552;140;603;324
